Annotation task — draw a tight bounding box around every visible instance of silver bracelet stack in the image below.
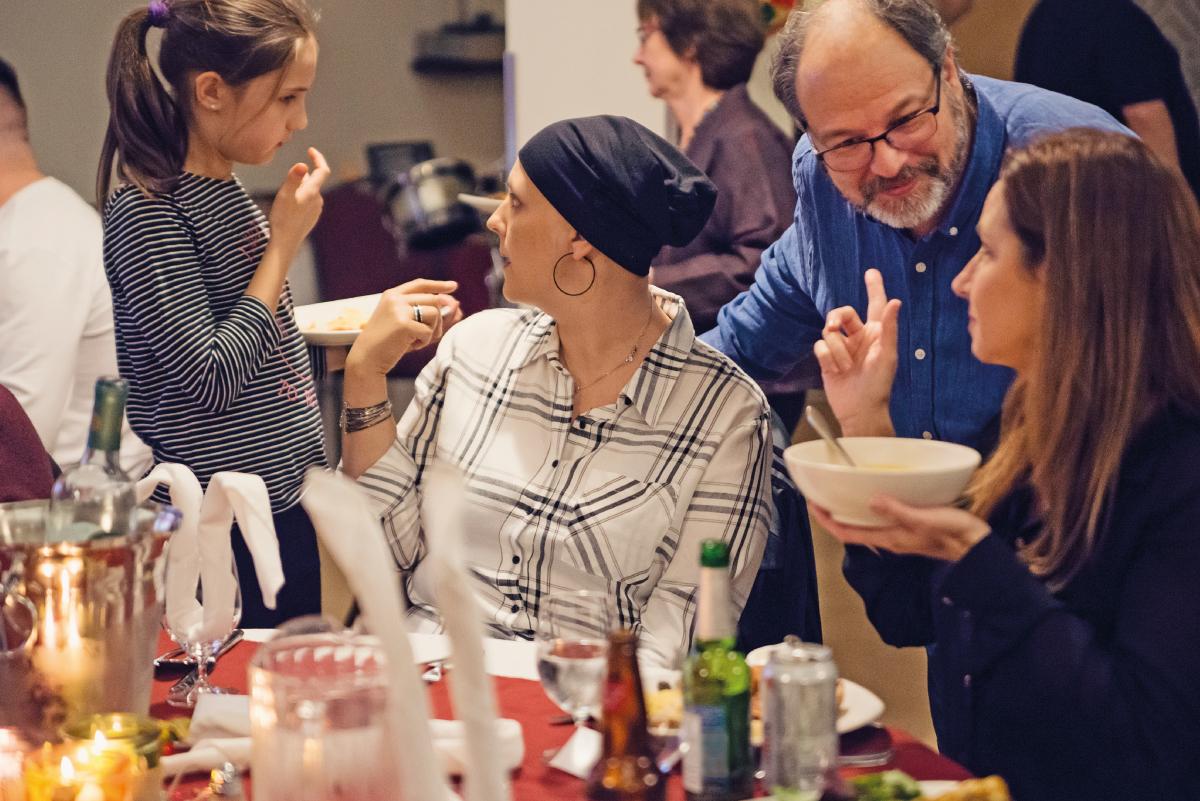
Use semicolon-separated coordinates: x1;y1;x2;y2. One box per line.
340;399;393;433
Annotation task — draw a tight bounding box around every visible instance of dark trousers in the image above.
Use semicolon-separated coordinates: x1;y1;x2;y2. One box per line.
231;502;322;628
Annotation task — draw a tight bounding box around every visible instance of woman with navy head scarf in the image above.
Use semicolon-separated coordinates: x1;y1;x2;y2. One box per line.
339;116;772;669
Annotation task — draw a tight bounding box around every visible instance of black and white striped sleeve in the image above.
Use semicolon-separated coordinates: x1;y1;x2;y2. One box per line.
104;192;282;414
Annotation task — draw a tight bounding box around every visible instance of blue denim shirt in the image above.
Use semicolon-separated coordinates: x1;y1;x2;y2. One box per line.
701;75;1129;450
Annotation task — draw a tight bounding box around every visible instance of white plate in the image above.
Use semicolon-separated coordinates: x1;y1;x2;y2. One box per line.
750;784;961;801
746;644;886;734
294;293;381;345
638;671;883;738
918;780;962;797
837;678;885;733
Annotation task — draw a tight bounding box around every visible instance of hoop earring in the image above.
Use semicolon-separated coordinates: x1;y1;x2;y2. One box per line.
552;253;596;297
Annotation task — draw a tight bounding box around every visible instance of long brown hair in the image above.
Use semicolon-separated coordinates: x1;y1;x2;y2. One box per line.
96;0;317;201
969;129;1200;589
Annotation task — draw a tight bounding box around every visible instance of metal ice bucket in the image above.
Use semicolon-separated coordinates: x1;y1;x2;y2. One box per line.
0;500;181;741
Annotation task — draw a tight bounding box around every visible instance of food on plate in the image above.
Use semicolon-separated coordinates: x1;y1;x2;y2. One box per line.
849;770;923;800
645;682;683;731
303;307;367;332
847;772;1012;801
924;776;1011;801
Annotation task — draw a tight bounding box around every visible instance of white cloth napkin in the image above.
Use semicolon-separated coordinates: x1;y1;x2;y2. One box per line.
137;464;204;632
161;738;251;779
138;467;283;641
198;472;284;634
302;469;455;801
165;694;524;780
422;463;513;801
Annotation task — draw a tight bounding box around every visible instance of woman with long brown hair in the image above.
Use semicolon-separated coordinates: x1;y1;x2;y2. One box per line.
812;128;1200;800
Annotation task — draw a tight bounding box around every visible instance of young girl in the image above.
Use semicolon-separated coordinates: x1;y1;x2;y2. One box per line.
96;0;452;625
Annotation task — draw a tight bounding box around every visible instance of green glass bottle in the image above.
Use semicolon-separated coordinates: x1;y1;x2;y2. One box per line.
682;539;753;800
48;377;136;540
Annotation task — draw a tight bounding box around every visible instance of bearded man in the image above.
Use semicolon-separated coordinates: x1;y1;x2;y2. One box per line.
701;0;1127;452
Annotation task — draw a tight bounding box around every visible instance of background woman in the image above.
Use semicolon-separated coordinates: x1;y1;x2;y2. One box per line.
813;129;1200;800
634;0;810;432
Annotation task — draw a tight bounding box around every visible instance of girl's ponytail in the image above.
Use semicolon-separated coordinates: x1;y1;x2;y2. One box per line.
96;0;317;203
97;8;187;201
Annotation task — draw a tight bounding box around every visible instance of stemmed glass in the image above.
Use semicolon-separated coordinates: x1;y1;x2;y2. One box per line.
535;590;611;760
161;538;243;708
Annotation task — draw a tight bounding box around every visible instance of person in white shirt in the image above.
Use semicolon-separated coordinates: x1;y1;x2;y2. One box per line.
0;57;148;472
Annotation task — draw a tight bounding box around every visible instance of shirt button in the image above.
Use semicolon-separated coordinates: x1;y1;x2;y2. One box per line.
511;555;520;565
949;226;959;236
914;348;927;360
922;431;933;440
577;419;587;429
511;604;520;613
551;459;559;468
915;261;928;273
963;674;973;688
624;397;633;406
941;595;954;607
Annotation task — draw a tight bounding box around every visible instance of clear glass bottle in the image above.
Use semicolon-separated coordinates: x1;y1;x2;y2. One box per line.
48;377;136;541
682;539;753;801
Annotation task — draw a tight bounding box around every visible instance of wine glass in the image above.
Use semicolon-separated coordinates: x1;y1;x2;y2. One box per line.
162;538;243;708
535;590;610;759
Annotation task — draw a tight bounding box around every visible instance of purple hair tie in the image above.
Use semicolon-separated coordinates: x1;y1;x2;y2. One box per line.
147;0;171;27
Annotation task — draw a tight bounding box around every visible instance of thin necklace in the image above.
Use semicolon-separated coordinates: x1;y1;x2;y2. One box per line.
572;308;655;398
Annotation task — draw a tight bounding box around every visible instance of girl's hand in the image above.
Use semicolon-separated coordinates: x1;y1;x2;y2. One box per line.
813;268;901;436
345;279;460;377
270;147;331;249
811;495;991;562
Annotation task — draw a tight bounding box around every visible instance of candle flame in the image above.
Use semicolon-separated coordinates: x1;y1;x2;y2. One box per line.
61;755;76;779
94;731;108;747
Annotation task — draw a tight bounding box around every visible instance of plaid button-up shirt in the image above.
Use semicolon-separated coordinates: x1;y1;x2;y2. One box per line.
358;290;771;669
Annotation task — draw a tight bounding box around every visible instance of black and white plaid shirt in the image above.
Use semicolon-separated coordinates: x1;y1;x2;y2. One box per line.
358;290;771;668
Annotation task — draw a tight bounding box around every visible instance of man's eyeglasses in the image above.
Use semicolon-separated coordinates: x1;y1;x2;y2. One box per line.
814;70;942;173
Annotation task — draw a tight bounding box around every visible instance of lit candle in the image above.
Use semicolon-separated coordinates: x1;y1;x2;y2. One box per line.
21;742;133;801
61;715;163;801
0;727;28;801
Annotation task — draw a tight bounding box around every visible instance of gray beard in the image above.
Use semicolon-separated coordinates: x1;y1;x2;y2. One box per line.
859;90;972;231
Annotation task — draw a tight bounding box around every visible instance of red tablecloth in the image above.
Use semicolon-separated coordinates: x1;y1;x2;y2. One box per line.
152;636;971;800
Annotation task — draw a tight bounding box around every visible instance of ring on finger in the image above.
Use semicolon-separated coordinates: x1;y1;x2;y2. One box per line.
411;304;423;324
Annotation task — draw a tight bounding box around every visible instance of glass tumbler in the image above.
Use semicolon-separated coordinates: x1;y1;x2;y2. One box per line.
249;630;399;801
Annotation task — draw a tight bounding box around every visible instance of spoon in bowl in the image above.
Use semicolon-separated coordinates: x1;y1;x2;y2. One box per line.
805;405;858;467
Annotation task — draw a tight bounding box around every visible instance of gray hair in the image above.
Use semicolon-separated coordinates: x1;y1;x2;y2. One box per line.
770;0;952;128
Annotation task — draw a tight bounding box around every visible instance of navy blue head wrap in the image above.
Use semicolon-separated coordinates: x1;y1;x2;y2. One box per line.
518;115;717;276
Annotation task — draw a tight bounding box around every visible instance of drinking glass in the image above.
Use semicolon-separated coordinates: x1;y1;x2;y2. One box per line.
161;539;242;708
535;590;610;757
249;625;398;801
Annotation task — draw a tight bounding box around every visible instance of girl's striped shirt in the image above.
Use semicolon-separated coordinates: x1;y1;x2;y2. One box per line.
103;173;326;510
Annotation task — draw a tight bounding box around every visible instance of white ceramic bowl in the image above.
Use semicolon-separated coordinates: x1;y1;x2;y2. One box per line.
783;437;981;526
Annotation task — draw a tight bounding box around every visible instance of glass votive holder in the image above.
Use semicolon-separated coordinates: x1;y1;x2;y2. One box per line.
0;727;31;801
21;740;134;801
61;714;164;801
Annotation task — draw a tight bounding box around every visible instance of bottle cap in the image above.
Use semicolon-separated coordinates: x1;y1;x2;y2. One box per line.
699;539;730;568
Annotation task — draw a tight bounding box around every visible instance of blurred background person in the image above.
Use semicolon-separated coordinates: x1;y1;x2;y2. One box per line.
634;0;812;434
1015;0;1200;200
0;56;149;474
0;383;55;503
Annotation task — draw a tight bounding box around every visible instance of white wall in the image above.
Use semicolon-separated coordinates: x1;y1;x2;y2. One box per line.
1;0;507;199
505;0;668;156
505;0;794;165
